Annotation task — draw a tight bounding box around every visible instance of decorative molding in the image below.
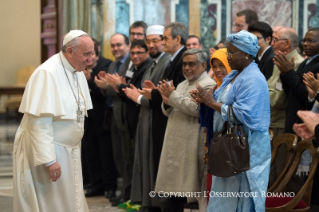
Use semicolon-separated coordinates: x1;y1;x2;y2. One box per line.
304;0;316;36
126;0;134;25
226;0;231;35
170;0;180;22
208;0;221;43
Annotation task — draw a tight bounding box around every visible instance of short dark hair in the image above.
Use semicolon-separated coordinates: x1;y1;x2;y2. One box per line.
165;22;188;45
248;21;273;44
91;38;100;56
111;33;130;45
237;9;259;25
308;27;319;37
187;35;201;44
129;21;148;36
130;39;148;52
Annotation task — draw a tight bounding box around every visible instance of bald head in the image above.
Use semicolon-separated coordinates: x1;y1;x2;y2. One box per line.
272;27;298;54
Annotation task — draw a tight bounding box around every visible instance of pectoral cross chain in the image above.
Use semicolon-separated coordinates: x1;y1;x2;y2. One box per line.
77;106;83;122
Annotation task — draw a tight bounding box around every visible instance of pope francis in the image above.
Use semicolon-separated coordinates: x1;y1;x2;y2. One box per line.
13;30;94;212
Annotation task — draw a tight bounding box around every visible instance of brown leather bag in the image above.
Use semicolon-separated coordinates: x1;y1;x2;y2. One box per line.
207;105;250;177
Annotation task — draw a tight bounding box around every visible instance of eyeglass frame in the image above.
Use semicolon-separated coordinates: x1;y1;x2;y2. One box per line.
145;39;162;45
272;38;288;43
129;51;147;56
226;51;241;57
301;39;319;44
130;32;144;37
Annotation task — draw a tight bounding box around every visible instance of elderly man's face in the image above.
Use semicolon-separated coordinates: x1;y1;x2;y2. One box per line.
145;34;164;58
182;54;206;81
186;37;202;49
130;46;149;67
234;16;247;32
70;36;94;71
163;27;180;55
271;29;289;54
302;30;319;57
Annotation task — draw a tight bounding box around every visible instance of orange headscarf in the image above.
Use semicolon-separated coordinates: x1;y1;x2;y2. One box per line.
209;48;232;88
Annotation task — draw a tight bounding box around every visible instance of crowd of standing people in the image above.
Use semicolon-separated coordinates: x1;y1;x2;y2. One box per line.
12;8;319;212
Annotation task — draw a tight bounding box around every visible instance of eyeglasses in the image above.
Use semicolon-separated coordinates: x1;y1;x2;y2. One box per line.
129;51;147;56
145;39;162;45
226;51;241;57
301;39;319;44
256;36;264;40
130;32;144;37
273;38;288;43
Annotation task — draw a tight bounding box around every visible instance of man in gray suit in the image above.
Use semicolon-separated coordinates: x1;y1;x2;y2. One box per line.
94;33;131;204
123;25;171;211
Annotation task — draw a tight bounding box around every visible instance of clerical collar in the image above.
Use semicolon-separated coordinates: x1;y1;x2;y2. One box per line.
170;46;184;61
258;46;271;61
154;52;165;63
60;52;77;73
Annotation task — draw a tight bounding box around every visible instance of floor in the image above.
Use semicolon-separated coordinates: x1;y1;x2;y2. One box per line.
0;113;125;212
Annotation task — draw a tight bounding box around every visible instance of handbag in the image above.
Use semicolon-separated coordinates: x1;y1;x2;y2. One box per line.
207;105;250;177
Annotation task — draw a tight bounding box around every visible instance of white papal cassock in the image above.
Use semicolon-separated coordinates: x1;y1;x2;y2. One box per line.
13;52;92;212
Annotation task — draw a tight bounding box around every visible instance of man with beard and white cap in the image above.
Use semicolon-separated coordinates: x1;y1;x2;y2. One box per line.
13;30;94;212
123;25;170;211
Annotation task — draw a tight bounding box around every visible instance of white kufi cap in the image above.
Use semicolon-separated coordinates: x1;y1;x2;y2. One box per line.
63;30;88;46
146;25;165;36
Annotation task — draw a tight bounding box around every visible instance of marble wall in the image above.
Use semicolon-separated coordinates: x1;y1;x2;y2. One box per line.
101;0;319;58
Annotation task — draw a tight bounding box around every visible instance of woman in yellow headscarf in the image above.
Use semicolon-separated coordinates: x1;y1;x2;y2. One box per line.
202;48;232;203
209;48;232;90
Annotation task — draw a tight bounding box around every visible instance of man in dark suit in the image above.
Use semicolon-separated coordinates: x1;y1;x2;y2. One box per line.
248;21;274;80
275;28;319;134
94;33;133;205
275;28;319;203
82;39;118;198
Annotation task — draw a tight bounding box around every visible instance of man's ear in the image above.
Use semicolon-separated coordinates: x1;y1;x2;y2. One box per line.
265;36;271;45
202;62;207;70
175;35;182;44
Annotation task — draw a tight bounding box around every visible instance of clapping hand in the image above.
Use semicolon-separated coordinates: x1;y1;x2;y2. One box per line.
143;80;156;89
123;84;140;103
303;72;319;98
293;110;319;140
157;80;175;99
273;51;295;74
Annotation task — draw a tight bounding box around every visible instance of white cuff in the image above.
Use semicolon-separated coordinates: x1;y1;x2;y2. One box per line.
137;95;143;104
46;160;56;167
308;96;315;102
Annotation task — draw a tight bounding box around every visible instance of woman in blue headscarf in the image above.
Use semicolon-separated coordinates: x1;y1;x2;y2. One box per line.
191;30;271;212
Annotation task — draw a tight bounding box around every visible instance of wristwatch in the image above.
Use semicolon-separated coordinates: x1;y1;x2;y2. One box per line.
116;83;122;90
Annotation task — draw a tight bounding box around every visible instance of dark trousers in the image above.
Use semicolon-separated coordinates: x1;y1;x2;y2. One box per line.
111;113;133;199
82;118;118;191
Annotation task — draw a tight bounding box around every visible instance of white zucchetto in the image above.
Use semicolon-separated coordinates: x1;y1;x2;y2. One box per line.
63;30;88;46
146;25;165;36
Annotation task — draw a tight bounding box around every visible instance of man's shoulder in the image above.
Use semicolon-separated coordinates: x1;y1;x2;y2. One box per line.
98;56;113;65
35;54;60;75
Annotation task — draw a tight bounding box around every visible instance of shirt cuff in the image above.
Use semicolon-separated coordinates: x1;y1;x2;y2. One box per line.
46;160;56;167
137;95;143;104
308;96;316;102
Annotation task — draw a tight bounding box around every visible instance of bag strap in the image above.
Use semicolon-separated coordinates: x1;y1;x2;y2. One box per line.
227;105;239;128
